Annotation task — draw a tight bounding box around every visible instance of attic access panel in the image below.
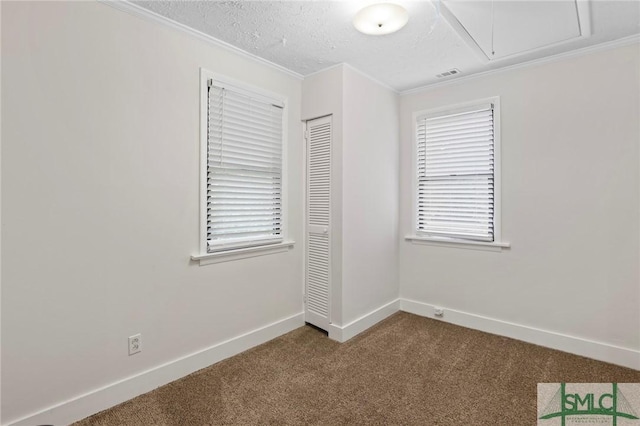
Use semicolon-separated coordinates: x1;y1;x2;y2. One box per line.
443;0;590;61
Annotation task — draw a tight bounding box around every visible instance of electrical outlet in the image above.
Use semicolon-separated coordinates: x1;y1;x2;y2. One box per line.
128;334;142;355
434;307;444;317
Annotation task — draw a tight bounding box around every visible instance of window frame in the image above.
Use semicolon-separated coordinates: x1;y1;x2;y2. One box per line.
198;68;289;257
409;96;507;250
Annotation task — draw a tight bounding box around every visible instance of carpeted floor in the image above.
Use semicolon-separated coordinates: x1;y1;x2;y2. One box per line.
74;312;639;425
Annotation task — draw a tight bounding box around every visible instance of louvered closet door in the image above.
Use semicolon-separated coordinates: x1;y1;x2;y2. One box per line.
305;116;332;331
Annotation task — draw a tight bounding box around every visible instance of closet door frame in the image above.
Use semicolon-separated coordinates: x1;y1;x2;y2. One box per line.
303;115;333;331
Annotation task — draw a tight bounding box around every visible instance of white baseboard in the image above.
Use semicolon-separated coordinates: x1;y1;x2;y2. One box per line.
7;312;305;426
328;299;400;342
10;300;636;425
400;299;640;371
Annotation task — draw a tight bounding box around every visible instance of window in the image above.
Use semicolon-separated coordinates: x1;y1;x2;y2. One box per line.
414;98;500;243
201;71;285;253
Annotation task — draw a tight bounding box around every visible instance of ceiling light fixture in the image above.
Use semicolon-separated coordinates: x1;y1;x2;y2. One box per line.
353;3;409;35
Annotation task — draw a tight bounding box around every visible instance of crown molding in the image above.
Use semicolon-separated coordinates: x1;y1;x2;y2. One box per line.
304;63;400;94
401;34;640;96
342;63;399;94
96;1;639;95
303;63;344;79
98;0;304;81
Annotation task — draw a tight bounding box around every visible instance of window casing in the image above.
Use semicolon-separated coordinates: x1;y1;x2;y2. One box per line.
414;98;500;243
201;71;286;253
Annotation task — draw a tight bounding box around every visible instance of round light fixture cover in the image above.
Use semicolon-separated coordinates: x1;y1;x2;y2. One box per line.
353;3;409;35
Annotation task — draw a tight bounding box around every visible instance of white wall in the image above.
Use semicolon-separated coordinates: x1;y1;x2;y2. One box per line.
342;66;399;325
0;0;4;417
399;44;640;356
1;2;303;424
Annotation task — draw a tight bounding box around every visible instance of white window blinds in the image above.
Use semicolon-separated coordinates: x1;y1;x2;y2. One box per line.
207;80;284;251
416;103;495;242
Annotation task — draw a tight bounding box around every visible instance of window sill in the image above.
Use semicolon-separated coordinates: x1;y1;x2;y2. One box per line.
404;235;510;252
191;240;295;265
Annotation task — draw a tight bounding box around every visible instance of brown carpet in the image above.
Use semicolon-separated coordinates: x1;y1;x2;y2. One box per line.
74;312;639;425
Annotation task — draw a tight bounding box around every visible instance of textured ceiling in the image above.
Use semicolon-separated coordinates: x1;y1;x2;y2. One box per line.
132;1;640;92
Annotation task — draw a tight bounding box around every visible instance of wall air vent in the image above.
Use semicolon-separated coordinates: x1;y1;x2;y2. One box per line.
436;68;460;78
